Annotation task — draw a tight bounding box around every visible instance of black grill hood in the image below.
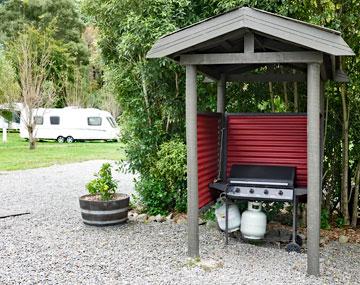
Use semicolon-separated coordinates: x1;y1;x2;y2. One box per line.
228;164;296;188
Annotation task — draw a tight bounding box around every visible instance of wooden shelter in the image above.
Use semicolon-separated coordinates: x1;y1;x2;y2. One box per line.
147;7;354;276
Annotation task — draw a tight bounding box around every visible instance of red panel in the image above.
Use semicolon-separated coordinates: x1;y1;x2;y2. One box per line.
197;113;221;208
226;115;307;187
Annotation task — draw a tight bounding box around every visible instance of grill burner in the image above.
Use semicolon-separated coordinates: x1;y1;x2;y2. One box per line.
226;165;296;201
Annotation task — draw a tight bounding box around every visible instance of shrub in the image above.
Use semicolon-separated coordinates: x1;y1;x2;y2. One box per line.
154;139;187;212
135;176;172;216
321;208;331;229
135;139;187;215
336;215;345;228
202;206;216;222
86;163;117;201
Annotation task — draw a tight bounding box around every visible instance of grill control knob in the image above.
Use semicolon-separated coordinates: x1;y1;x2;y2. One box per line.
235;187;241;193
249;189;254;194
264;189;269;195
278;190;284;196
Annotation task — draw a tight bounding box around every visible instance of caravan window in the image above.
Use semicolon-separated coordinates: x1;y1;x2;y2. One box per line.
50;116;60;125
13;111;20;124
34;116;43;125
88;117;102;126
106;117;116;128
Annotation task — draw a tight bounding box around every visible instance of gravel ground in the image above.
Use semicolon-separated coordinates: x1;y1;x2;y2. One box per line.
0;160;359;285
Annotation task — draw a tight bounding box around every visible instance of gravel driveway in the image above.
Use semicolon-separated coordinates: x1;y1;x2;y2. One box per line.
0;160;359;284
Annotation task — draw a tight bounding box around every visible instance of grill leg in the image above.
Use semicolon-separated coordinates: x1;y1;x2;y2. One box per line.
225;199;229;245
286;194;301;253
292;195;298;243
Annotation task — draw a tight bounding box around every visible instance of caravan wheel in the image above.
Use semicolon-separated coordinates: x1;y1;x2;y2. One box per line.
57;136;65;143
66;136;74;143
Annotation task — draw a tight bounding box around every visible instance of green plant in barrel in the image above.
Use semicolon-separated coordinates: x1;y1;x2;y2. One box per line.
86;163;117;200
80;163;129;226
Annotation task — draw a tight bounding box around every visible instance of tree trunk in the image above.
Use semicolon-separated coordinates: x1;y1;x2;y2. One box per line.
139;58;151;125
324;148;335;212
340;84;350;225
175;71;179;98
293;70;299;112
280;67;288;110
27;124;36;150
268;82;275;112
29;139;36;150
351;161;360;228
283;82;288;111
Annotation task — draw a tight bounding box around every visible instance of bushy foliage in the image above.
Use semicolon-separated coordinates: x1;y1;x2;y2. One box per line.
135;139;187;215
0;48;20;103
86;163;118;201
155;139;187;212
135;177;171;216
321;208;331;230
85;0;360;224
0;0;94;107
0;0;88;64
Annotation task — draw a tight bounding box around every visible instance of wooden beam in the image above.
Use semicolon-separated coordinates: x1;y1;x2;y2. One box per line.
244;32;254;53
172;30;246;58
197;66;220;81
320;64;328;81
330;55;336;79
284;63;307;73
218;64;263;74
203;76;215;83
220;40;233;50
334;69;349;82
227;72;306;82
329;55;349;82
180;52;323;65
259;37;306;52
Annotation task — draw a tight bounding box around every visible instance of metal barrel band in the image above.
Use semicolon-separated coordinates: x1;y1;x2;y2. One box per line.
81;207;128;215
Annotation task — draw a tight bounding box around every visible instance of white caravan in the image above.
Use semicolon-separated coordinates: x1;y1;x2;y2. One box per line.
19;107;120;143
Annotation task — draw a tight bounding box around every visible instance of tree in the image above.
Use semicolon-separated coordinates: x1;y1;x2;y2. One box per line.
83;0;194;174
97;70;121;118
84;0;360;220
0;0;90;107
8;26;57;149
0;0;88;64
0;47;20;104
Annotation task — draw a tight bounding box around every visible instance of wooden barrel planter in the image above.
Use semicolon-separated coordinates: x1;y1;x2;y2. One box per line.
79;193;130;226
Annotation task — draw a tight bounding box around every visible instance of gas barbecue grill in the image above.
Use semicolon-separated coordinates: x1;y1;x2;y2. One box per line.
210;164;306;252
226;165;295;201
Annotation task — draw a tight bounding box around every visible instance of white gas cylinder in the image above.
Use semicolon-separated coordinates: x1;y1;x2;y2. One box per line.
240;202;267;239
215;199;241;232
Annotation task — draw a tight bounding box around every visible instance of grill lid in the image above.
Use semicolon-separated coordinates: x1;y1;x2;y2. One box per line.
229;164;296;188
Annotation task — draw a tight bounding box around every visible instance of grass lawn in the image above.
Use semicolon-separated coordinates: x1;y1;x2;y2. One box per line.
0;132;126;171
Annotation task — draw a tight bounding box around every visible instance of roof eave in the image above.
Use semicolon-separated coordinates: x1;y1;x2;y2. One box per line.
146;7;354;59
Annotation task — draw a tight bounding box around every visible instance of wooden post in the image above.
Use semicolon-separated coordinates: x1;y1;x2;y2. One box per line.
185;65;199;258
217;73;226;180
320;81;325;206
307;62;321;276
217;74;226;113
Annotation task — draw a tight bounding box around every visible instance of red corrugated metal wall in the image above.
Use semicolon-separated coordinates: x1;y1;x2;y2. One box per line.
197;113;221;208
226;114;307;187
